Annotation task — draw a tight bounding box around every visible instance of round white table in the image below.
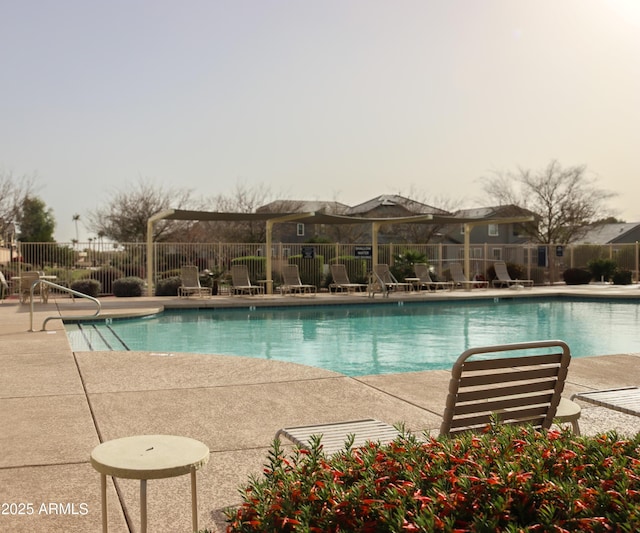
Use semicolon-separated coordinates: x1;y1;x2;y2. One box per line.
90;435;209;533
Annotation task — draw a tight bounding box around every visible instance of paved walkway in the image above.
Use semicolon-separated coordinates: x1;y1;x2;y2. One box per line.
1;286;640;532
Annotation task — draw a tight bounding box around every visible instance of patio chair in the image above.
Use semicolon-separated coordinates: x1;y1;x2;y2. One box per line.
280;264;316;296
413;263;453;291
492;261;533;288
275;340;578;454
571;386;640;418
19;271;49;304
329;264;366;293
372;264;412;295
178;266;212;298
0;270;9;303
449;263;488;291
230;265;264;296
440;340;572;435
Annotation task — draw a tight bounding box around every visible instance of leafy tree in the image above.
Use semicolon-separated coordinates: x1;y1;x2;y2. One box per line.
17;196;55;242
483;160;616;244
87;178;197;242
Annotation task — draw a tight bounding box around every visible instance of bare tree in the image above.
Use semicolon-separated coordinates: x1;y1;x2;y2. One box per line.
87;178;196;242
0;170;35;240
482;160;616;244
198;182;280;243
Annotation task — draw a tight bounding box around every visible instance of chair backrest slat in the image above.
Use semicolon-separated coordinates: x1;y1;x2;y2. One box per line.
453;393;554;416
459;366;561;388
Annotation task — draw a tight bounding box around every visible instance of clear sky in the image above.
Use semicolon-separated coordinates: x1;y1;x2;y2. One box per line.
1;0;639;242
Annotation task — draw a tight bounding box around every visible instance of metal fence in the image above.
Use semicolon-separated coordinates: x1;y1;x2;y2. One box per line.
2;241;639;295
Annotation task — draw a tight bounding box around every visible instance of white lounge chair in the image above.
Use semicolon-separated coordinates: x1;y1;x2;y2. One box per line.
178;266;212;298
492;261;533;288
280;264;316;295
329;264;366;293
449;263;488;291
571;386;640;417
230;265;264;296
413;263;453;291
0;270;9;303
372;264;412;295
19;271;49;304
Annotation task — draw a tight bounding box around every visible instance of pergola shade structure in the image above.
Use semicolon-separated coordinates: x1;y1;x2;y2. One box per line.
146;209;534;295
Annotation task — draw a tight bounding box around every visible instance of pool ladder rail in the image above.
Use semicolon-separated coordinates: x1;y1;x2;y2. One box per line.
28;279;101;332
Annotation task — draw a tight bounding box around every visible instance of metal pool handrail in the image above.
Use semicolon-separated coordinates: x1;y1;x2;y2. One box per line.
29;279;101;332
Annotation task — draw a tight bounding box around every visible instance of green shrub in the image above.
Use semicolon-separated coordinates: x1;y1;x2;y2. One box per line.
391;250;428;281
587;258;617;282
562;268;592;285
613;269;633;285
113;276;144;297
70;279;101;298
226;424;640;532
155;276;182;296
89;267;123;294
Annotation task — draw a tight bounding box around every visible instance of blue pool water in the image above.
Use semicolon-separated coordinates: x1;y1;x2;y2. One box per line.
66;298;640;376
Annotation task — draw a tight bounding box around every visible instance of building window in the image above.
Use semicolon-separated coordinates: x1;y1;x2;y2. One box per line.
492;248;502;260
488;224;499;237
297;223;305;237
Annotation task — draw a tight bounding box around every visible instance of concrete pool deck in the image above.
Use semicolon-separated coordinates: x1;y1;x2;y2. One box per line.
1;284;640;532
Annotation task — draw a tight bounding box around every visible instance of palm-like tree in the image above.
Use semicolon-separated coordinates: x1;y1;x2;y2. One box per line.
72;214;80;248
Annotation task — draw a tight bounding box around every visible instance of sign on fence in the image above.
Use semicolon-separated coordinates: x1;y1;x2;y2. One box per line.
354;246;373;258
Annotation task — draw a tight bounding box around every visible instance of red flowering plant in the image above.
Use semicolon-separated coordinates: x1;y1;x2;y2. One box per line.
224;422;640;532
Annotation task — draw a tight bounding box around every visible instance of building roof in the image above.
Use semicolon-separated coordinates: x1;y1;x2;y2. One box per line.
454;204;536;219
257;200;350;214
347;194;450;216
573;223;640;244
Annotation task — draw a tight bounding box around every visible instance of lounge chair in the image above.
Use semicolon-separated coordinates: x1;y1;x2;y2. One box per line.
449;263;488;291
275;340;579;454
178;266;212;298
19;271;49;304
230;265;264;296
329;264;366;293
492;261;533;288
571;386;640;418
0;271;9;302
440;340;572;435
280;264;316;296
413;263;453;291
371;264;412;296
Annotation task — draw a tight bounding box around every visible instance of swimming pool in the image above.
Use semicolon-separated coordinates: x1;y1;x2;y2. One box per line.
65;297;640;377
